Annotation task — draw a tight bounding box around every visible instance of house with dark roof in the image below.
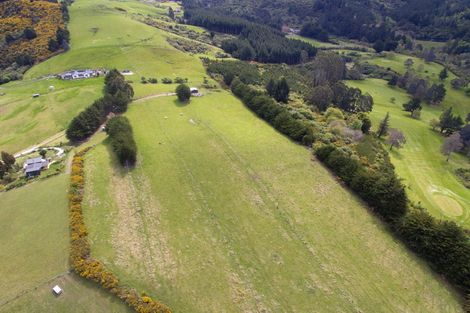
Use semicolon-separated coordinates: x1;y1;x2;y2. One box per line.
24;157;49;178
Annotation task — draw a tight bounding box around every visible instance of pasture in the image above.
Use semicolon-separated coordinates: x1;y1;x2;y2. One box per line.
0;175;131;313
0;78;102;153
362;52;469;116
82;92;463;313
348;78;470;227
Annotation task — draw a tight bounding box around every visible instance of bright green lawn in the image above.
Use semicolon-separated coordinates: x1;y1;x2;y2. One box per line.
83;92;463;313
0;175;131;313
348;78;470;226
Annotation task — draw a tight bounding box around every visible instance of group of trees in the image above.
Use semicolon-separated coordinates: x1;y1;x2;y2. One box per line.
0;151;15;180
185;9;316;64
308;83;374;113
316;145;408;220
266;78;290;103
299;22;329;42
48;27;70;52
389;71;446;105
231;78;314;145
105;116;137;167
66;69;134;142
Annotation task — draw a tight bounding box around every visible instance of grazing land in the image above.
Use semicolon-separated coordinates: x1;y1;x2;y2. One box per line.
0;78;102;153
0;175;131;313
83;92;462;313
348;76;470;227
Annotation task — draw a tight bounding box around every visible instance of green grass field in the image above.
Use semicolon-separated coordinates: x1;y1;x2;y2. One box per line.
0;175;131;313
362;52;469;116
82;92;463;313
348;79;470;226
0;78;102;153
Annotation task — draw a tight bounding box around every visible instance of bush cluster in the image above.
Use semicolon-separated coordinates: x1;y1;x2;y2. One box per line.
106;116;137;167
69;149;171;313
231;79;314;145
315;145;407;220
66;69;134;142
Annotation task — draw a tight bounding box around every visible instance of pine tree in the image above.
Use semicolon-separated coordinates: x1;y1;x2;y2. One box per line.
377;112;390;138
439;67;448;81
275;77;290;103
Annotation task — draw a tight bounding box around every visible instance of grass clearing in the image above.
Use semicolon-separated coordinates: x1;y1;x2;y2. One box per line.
348;78;470;227
83;92;463;313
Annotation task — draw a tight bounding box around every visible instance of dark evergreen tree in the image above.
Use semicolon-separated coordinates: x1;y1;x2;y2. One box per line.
377;112;390;138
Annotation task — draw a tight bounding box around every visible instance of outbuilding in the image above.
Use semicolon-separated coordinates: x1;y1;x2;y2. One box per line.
52;285;62;296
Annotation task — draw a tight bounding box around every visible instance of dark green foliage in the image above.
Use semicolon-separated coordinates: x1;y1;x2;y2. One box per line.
377;112;390;138
300;22;329;42
23;27;37;40
15;54;34;66
176;84;191;102
424;83;446;105
307;85;333;111
397;209;470;291
48;38;60;52
185;9;316;64
205;59;261;85
266;77;290;103
331;82;373;113
5;34;15;44
106;116;137;166
315;145;407;221
1;151;15;170
403;98;422;113
56;27;70;48
361;117;372;134
439;68;448;81
439;107;464;134
168;7;175;20
66;69;134;142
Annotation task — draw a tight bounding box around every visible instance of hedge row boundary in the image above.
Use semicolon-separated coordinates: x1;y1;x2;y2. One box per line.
69;149;171;313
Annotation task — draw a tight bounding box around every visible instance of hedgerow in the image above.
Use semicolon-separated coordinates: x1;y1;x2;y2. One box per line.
69;149;171;313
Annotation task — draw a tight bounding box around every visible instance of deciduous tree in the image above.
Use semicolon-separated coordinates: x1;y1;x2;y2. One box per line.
441;133;463;161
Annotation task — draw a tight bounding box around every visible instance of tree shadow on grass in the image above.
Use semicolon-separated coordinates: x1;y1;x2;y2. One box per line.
103;137;135;178
173;98;190;107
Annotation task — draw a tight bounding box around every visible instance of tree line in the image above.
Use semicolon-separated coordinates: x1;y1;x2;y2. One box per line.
184;9;316;64
105;116;137;167
66;69;134;142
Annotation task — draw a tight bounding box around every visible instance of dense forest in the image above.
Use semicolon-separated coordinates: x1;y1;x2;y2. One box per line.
183;0;470;55
185;9;316;64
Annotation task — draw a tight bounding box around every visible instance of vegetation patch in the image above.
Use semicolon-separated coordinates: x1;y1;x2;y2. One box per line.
68;149;171;313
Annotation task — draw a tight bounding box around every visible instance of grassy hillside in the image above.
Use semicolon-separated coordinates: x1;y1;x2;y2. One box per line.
83;92;463;313
0;175;131;313
0;78;102;153
363;52;469;116
348;78;470;227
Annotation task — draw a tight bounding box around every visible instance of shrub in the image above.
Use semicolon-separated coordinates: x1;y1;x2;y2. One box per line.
161;78;173;84
176;84;191;102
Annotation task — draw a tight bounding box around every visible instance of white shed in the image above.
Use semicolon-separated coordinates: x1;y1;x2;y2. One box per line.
52;285;62;296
